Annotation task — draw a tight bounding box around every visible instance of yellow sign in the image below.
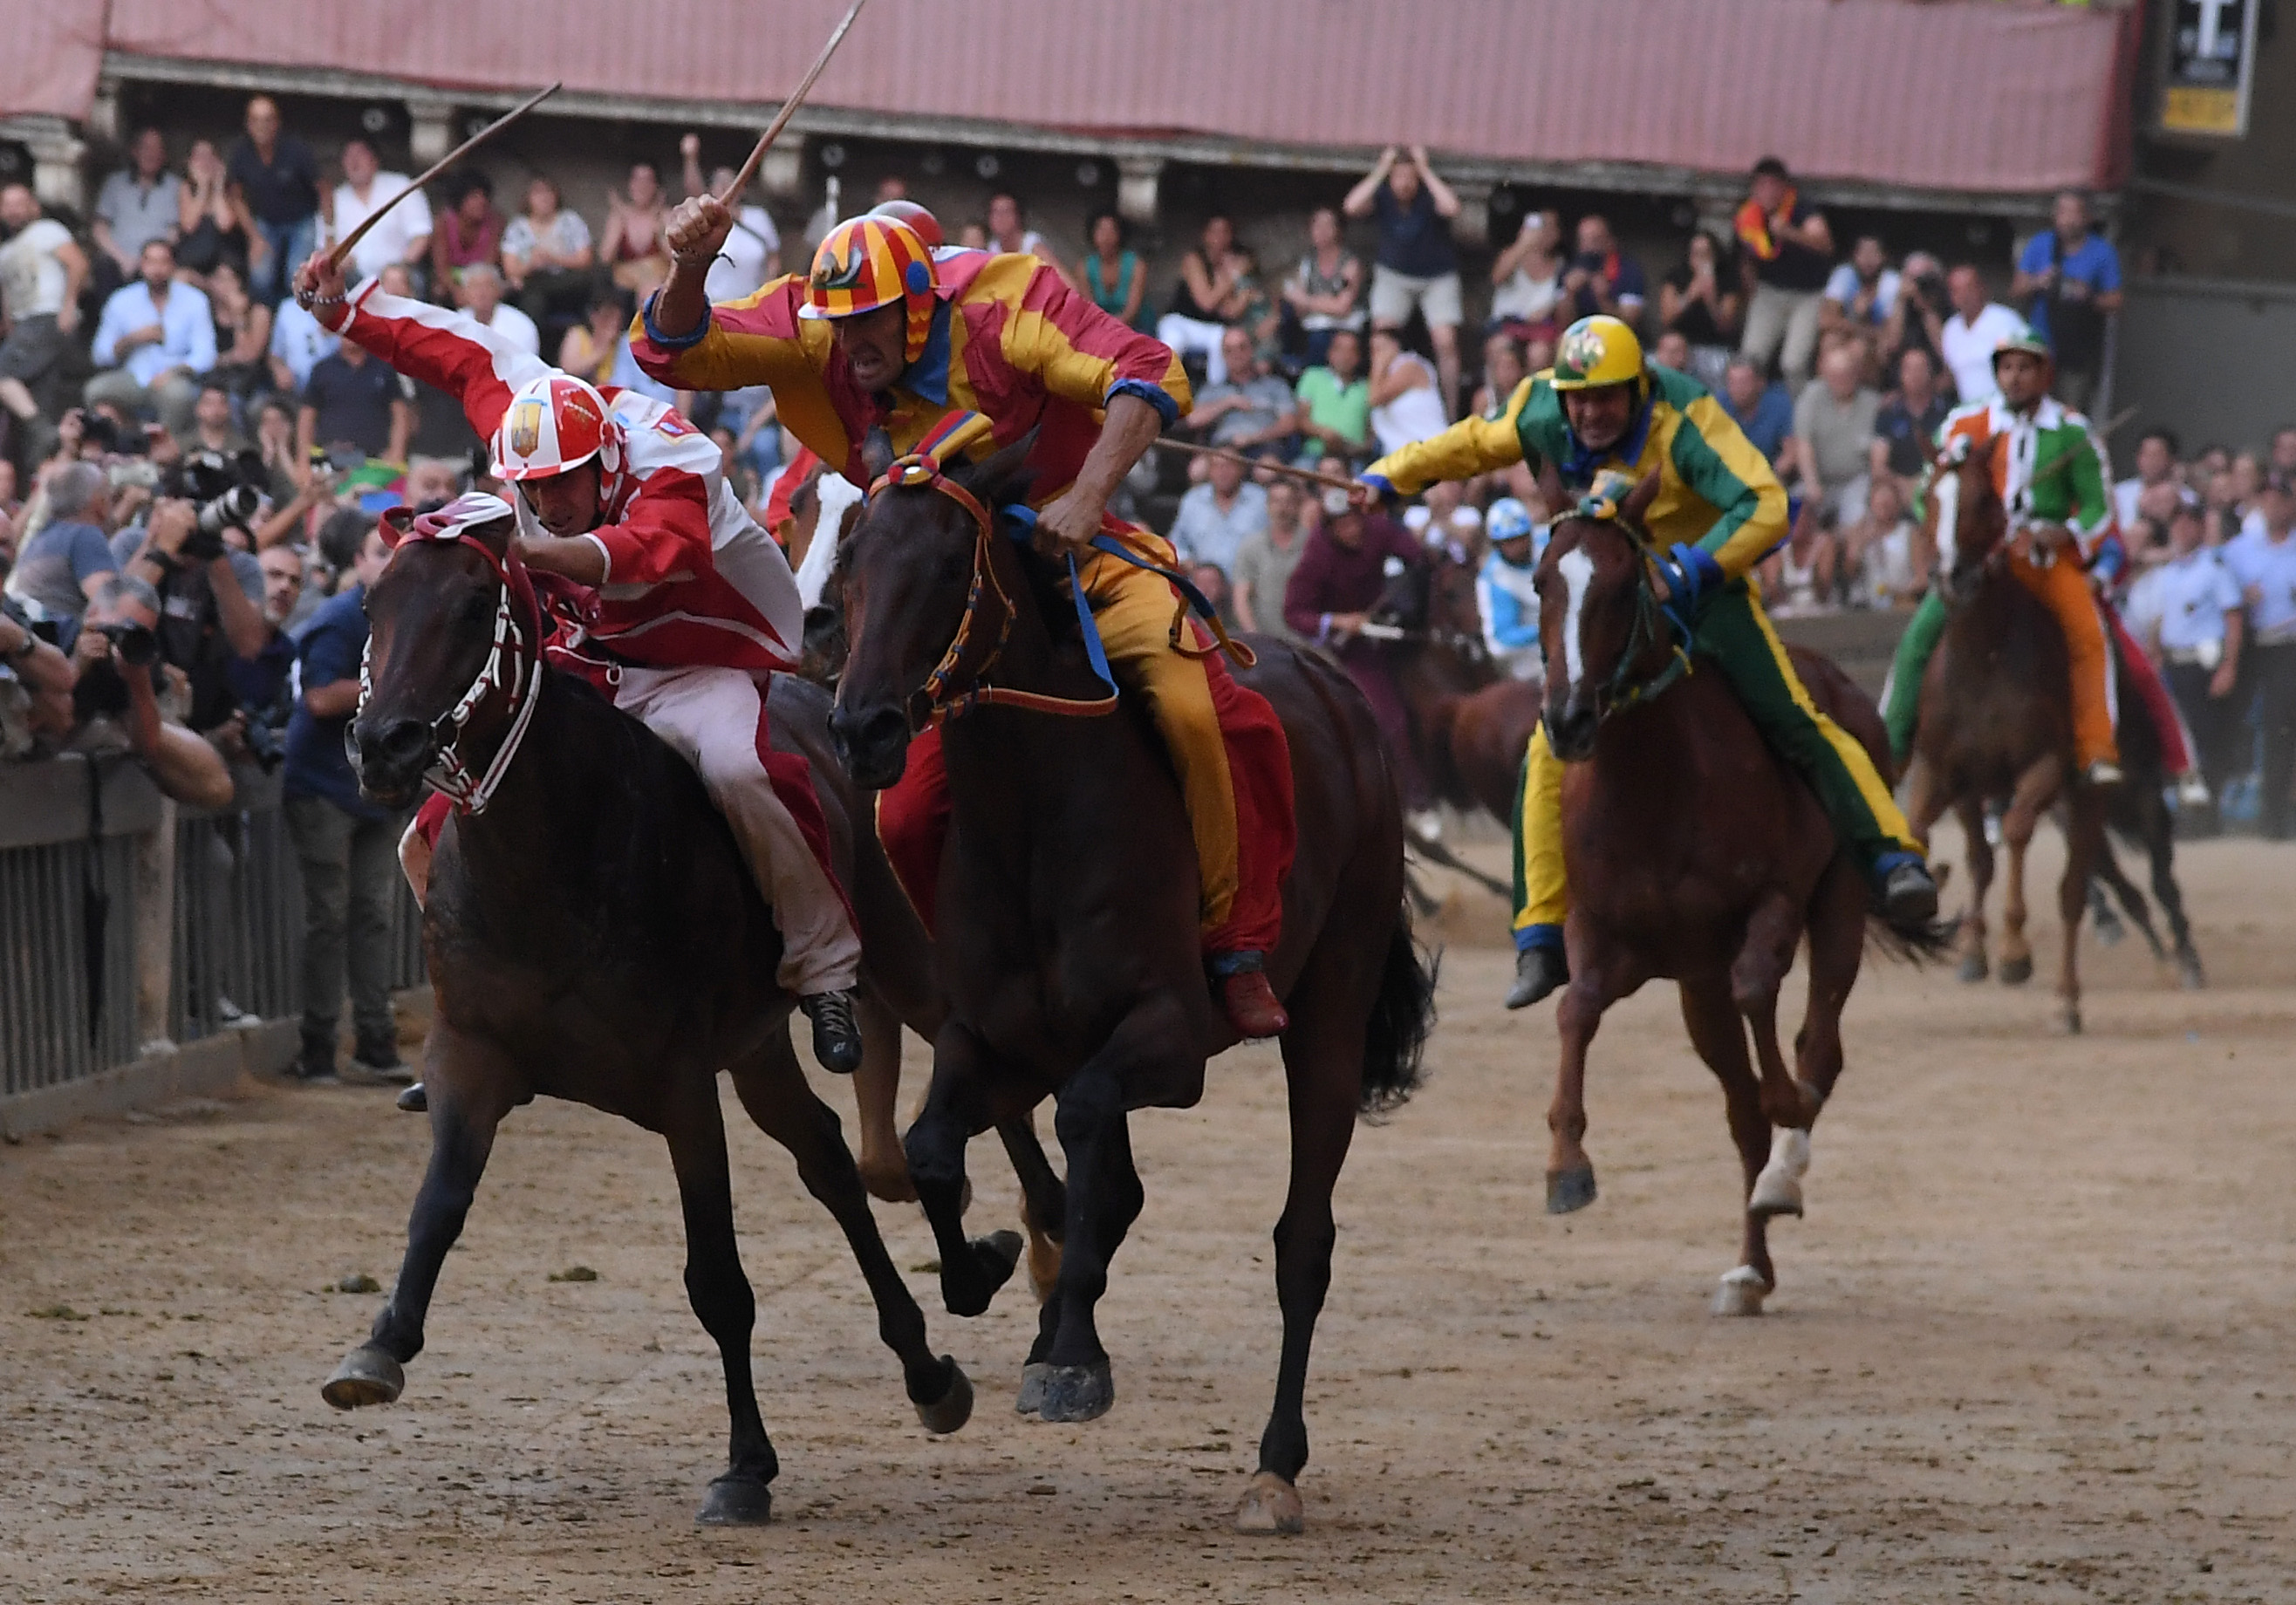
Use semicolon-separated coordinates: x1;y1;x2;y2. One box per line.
2163;85;2242;135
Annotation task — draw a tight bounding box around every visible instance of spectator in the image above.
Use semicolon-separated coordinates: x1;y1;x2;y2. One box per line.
1938;264;2023;406
454;263;539;358
0;593;76;748
227;95;322;304
1735;156;1833;391
1406;477;1482;550
229;539;306;720
1186;561;1240;632
1295;326;1371;466
2272;424;2296;482
1488;208;1565;345
1651;330;1692;374
1366;327;1449;458
1843;474;1921;610
986;192;1068;281
1186;327;1297;459
0;184;88;462
330;138;432;290
955;221;989;252
1791;344;1882;528
1882;249;1949;377
1346;144;1464;418
1657;230;1740;392
268;285;338;399
1472;330;1528;419
1081;211;1149;331
1821;234;1901;340
1158;215;1249;385
1166;448;1268;577
2224;472;2296;837
678;135;782;304
1476;496;1545;680
3;461;116;620
116;488;270;734
186;379;249;456
174;139;254;290
204;260;272;401
2115;427;2190;531
297;335;414;469
56;572;234;808
1561;214;1649;331
502;176;597;337
559;293;630;387
602;161;672;297
1719;355;1794;467
401;456;465;509
1869;347;1950;492
86;239;216;439
1762;509;1839;615
1231;476;1309;642
282;516;411;1083
2143;502;2245;821
252;397;303;502
2010;190;2122;415
1281;206;1366;365
92;127;182;297
1282;497;1430;822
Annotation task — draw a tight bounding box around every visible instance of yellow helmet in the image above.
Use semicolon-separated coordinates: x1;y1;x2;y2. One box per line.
1550;315;1645;391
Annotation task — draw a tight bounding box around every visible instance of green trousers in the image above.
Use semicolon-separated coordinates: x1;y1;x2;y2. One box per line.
1882;591;1949;766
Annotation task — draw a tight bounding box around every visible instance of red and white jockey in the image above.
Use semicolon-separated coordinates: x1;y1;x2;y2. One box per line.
294;252;865;1073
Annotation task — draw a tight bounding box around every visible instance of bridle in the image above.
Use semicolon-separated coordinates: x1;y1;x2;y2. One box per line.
1555;512;1689;727
1930;434;2006;609
359;526;543;814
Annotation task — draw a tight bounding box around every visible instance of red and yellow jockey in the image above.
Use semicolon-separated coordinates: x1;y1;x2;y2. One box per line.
632;207;1295;1037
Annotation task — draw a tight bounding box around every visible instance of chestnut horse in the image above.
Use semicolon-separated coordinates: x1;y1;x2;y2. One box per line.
329;507;987;1525
828;435;1434;1536
1534;473;1946;1315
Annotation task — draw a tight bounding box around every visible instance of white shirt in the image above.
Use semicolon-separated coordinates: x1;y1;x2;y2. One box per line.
705;205;782;303
2146;549;2243;653
0;218;73;319
1821;263;1901;324
2113;475;2197;533
1939;302;2024;406
270;297;340;389
475;301;540;358
1370;352;1451;456
331;175;434;286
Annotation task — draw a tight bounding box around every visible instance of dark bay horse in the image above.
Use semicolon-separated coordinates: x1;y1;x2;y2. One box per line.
1534;473;1946;1315
828;437;1434;1536
330;507;982;1526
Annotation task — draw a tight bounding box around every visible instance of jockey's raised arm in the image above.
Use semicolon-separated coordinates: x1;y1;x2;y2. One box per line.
325;281;553;445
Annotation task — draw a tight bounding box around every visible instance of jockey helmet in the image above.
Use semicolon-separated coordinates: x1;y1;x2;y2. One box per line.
801;215;940;364
1550;315;1645;392
495;372;620;482
1487;496;1537;546
868;199;946;249
1992;322;2053;368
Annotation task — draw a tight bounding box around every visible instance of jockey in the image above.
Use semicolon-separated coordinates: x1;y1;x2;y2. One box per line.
1880;327;2124;788
632;201;1295;1039
1476;496;1546;680
291;251;869;1076
1356;315;1938;1008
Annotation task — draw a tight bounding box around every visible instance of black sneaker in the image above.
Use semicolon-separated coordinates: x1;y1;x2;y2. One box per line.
348;1045;416;1086
799;989;864;1074
292;1053;340;1086
1881;860;1939;928
1504;946;1568;1011
396;1083;428;1114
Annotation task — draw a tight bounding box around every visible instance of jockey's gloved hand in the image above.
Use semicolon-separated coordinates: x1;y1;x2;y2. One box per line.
1657;543;1725;642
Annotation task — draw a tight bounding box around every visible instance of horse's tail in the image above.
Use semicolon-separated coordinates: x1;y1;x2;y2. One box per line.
1865;912;1956;966
1360;905;1438;1118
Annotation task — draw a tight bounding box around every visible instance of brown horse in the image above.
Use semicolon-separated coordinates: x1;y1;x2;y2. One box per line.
330;507;987;1525
1534;473;1946;1315
1901;436;2107;1033
828;435;1434;1536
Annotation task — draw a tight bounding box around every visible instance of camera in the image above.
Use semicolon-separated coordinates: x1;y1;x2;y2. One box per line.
161;449;270;562
94;619;161;666
1910;271;1948;313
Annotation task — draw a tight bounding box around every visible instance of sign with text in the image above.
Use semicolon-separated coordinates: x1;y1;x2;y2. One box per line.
2161;0;2259;136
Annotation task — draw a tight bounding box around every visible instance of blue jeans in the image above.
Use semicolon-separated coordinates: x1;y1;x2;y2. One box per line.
250;215;318;305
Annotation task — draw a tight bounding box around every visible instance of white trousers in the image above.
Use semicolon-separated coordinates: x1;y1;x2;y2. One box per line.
1156;313;1229;386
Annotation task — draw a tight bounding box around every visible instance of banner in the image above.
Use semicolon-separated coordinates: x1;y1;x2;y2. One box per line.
2161;0;2259;137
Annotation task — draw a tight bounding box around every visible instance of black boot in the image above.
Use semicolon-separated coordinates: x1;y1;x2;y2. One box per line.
800;989;864;1074
1880;859;1939;928
1504;946;1568;1010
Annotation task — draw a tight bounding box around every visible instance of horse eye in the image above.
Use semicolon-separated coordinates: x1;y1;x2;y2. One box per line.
460;593;494;625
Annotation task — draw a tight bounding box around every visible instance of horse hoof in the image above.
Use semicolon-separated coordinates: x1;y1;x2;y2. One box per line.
696;1473;773;1527
913;1358;974;1436
1712;1266;1770;1317
1999;954;2034;987
1036;1361;1115;1424
2054;1007;2082;1036
942;1230;1023;1318
2177;954;2207;991
1957;954;1989;985
1233;1471;1305;1536
1015;1362;1049;1417
321;1344;404;1410
2093;914;2127;948
1749;1128;1809;1219
1545;1164;1597;1215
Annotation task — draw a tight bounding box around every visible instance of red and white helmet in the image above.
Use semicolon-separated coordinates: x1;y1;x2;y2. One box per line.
493;372;621;482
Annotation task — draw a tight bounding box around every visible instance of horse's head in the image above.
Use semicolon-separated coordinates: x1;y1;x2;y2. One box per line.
1536;467;1668;761
1926;433;2008;605
350;495;534;810
827;427;1039;789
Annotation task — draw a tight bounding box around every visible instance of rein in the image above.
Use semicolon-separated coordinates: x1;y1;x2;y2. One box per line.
1570;515;1690;721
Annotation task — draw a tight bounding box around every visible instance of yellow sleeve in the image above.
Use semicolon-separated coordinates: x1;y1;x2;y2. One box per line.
1671;393;1789;581
629;275;830;396
991;256;1192;426
1363;376;1530;495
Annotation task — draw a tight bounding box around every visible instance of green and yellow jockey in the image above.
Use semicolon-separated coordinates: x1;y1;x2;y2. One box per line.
1358;315;1938;1008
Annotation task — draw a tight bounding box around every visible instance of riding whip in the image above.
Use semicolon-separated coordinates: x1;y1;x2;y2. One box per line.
2026;405;2140;490
719;0;872;203
323;83;561;275
1151;435;1344;492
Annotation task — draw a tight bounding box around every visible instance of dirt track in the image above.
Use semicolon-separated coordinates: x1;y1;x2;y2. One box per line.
3;827;2293;1603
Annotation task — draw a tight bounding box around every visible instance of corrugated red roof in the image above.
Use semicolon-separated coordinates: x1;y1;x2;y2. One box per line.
99;0;2133;194
1;0;107;120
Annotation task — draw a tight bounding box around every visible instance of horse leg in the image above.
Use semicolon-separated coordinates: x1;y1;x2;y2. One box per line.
1793;859;1868;1114
322;1028;518;1411
904;1023;1024;1319
2088;835;2163;960
1953;796;1995;984
2142;807;2206;989
1035;1059;1152;1425
728;1033;973;1438
1677;976;1775;1314
2056;789;2106;1035
998;1110;1066;1306
1732;891;1816;1222
851;987;915;1203
1997;756;2057;988
1548;945;1637;1214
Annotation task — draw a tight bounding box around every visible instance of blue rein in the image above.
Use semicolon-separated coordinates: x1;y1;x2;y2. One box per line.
998;506;1236;702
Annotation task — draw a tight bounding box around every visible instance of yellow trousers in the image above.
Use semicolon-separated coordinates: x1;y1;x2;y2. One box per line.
2010;545;2119;771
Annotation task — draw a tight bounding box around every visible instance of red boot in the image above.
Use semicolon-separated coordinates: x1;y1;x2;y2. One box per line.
1219;967;1289;1040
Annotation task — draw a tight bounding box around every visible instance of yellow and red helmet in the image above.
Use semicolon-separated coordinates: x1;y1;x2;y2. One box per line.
801;215;940;363
867;198;945;249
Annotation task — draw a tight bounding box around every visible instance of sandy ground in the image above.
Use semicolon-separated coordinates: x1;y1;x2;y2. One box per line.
3;825;2293;1603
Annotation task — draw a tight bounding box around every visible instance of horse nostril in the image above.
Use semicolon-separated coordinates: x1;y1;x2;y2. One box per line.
366;716;432;770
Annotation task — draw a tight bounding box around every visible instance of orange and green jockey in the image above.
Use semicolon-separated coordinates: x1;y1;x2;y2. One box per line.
1881;326;2122;783
632;209;1295;1037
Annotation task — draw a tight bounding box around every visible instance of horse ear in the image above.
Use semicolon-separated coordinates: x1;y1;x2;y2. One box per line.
957;425;1041;510
379;507;413;550
859;427;896;486
1622;468;1664;526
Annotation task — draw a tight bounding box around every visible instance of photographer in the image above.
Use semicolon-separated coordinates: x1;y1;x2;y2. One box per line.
56;573;233;808
1882;250;1948;379
116;458;273;741
0;594;78;755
